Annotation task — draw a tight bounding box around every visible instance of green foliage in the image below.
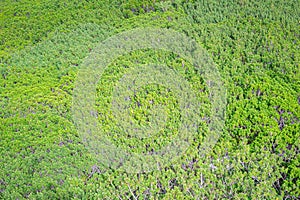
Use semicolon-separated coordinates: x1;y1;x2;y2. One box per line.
1;0;299;199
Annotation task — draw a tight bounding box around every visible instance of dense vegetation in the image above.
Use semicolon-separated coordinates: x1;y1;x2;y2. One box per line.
1;0;299;199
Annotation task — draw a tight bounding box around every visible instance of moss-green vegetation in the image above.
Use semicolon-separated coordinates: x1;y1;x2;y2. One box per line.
1;0;299;199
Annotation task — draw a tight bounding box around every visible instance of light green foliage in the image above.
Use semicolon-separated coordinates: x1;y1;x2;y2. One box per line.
0;0;299;199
